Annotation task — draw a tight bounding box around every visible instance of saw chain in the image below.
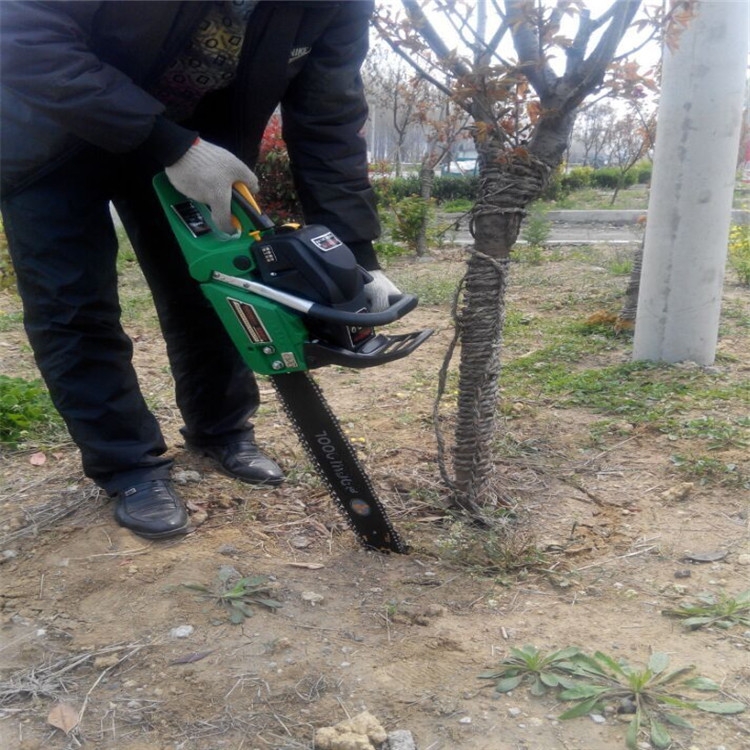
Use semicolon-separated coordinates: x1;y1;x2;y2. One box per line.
271;371;408;554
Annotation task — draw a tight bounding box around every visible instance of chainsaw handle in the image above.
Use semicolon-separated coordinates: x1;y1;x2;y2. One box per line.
307;292;418;326
232;184;275;231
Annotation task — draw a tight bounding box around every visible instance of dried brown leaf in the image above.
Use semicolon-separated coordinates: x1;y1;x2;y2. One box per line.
47;702;79;734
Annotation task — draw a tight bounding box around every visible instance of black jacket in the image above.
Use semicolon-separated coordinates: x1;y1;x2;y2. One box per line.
0;0;379;265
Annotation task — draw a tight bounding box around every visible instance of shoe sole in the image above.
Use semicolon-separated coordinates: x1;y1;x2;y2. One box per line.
116;520;192;540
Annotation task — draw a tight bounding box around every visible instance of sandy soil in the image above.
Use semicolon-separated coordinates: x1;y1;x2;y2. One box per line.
1;241;748;750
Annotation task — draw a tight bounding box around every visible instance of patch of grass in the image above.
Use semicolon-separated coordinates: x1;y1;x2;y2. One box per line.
549;185;649;211
663;589;750;630
481;647;745;750
0;309;23;333
391;266;462;306
669;453;746;487
433;514;546;577
439;198;474;213
504;336;746;425
607;248;634;275
511;243;545;265
0;375;63;448
668;415;750;451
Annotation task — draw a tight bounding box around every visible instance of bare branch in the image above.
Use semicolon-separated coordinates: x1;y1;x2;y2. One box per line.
561;0;642;114
371;17;456;99
401;0;473;79
505;0;558;99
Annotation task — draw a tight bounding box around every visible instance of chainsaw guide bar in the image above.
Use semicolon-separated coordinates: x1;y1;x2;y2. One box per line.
271;371;408;554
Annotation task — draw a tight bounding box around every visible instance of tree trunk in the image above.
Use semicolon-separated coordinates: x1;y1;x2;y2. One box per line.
415;158;435;257
451;136;551;512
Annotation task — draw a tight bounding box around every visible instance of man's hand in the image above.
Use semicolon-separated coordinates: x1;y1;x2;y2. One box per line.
165;138;258;234
364;270;401;312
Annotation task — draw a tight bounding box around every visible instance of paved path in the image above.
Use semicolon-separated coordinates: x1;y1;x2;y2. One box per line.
442;208;749;246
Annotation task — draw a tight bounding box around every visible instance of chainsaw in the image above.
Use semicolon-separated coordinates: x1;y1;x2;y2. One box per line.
152;173;432;553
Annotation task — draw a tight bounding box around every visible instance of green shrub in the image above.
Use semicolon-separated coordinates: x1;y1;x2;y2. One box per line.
540;167;567;201
634;161;652;184
561;166;594;192
432;175;479;203
388;196;436;252
520;203;551;251
254;116;303;222
0;375;62;448
590;167;637;190
373;174;478;207
728;224;750;286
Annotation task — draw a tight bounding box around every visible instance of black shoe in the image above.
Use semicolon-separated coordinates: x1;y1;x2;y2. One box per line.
189;440;285;486
112;480;190;539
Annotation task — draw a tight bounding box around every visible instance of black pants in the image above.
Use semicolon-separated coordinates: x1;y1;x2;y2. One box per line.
1;148;260;494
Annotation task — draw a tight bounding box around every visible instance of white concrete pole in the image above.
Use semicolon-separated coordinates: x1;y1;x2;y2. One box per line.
632;0;749;364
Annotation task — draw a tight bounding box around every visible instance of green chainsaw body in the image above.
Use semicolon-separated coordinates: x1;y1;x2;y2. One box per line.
153;172;429;376
154;173;310;375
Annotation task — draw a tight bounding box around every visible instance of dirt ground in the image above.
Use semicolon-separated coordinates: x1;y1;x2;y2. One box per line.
1;240;748;750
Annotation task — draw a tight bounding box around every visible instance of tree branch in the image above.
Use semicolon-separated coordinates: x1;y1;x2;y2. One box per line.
401;0;473;79
505;0;558;100
561;0;642;114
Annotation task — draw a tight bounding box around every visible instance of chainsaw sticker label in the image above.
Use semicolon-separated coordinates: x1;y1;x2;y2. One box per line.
315;430;359;495
226;298;271;343
310;231;343;252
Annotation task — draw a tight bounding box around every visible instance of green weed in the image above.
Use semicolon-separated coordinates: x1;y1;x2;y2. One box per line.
479;645;582;696
663;589;750;631
184;568;282;624
481;647;745;749
559;651;744;749
669;454;745;486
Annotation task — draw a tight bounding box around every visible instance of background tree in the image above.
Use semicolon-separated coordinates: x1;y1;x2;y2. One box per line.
571;102;616;167
375;0;663;517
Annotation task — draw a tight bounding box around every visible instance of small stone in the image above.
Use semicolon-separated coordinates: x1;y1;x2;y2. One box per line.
508;707;522;718
191;510;208;527
737;554;750;566
173;469;201;484
683;550;727;563
458;716;471;724
1;549;18;561
290;535;311;549
674;569;692;579
218;544;240;556
589;714;606;724
387;730;417;750
170;625;194;638
301;591;324;605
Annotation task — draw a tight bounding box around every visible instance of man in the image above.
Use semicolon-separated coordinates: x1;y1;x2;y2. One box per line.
0;1;399;540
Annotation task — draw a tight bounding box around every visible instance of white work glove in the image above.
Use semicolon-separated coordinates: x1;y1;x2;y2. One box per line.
363;270;401;312
165;138;258;234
